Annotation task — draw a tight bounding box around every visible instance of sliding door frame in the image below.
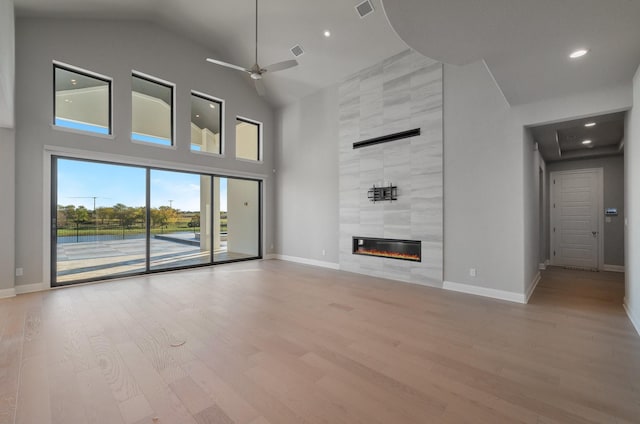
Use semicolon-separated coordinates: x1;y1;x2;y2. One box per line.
50;154;263;287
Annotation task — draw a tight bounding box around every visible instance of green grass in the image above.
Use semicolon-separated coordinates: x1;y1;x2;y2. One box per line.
57;221;227;237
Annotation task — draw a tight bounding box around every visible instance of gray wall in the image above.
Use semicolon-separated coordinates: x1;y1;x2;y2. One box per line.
625;64;640;331
523;129;546;294
547;155;625;267
0;0;14;128
15;18;276;287
0;0;15;294
338;50;443;286
0;128;15;292
275;85;339;264
443;61;525;294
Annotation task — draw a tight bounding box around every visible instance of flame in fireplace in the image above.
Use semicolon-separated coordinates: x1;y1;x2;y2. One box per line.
355;247;420;261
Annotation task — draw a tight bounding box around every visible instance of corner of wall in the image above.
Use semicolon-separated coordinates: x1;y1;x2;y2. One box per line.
624;62;640;336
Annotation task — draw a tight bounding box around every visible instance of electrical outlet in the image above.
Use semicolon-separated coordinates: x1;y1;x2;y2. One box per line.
469;268;477;277
16;268;23;277
322;249;326;256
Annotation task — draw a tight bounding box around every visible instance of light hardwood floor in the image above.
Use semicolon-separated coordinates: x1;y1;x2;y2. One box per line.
1;261;639;424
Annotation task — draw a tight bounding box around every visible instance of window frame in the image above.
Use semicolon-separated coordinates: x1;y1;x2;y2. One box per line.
235;116;263;162
130;70;176;149
49;154;263;287
190;90;225;156
52;61;114;138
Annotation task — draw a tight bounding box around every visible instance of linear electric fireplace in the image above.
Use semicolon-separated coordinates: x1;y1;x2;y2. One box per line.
352;237;421;262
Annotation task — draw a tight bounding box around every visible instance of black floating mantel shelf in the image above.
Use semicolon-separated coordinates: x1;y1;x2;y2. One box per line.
353;128;421;149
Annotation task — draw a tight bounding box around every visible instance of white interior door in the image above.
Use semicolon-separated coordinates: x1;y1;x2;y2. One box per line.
550;169;602;270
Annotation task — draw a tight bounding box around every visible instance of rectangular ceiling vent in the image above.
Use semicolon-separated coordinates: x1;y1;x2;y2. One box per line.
355;0;375;18
290;44;304;57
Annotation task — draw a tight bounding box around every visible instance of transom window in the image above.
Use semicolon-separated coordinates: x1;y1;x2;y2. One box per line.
191;92;223;155
235;117;261;161
131;73;174;147
54;63;111;135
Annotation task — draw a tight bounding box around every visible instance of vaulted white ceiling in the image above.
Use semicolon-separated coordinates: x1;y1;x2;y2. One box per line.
12;0;640;109
14;0;408;107
382;0;640;106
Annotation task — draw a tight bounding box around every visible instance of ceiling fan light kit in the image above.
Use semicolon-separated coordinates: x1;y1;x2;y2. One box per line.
205;0;298;96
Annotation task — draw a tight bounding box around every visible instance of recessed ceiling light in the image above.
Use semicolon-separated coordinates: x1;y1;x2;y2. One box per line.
585;122;596;127
582;139;592;145
323;30;331;38
569;49;589;59
209;104;215;109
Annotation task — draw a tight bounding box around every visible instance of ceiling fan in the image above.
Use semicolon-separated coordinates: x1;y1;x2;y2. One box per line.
206;0;298;96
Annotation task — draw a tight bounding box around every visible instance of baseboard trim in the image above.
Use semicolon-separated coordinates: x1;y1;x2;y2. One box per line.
443;280;526;304
0;288;16;299
263;254;278;260
15;282;49;295
623;300;640;336
526;272;541;303
602;264;625;273
272;254;340;270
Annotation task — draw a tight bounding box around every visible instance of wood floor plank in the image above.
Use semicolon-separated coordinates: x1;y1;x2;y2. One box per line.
15;354;51;424
182;359;260;424
0;300;27;424
48;360;88;424
1;262;639;423
75;366;125;424
89;334;142;403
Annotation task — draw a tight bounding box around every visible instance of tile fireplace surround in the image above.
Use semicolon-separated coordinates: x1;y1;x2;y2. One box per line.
338;50;443;287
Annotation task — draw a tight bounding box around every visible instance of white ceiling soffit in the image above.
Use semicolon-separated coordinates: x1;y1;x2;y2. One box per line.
530;111;626;162
381;0;640;106
15;0;409;107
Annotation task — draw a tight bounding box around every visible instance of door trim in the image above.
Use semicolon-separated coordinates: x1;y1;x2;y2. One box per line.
549;168;604;270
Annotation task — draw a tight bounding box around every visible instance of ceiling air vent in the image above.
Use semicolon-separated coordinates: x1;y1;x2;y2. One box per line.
290;44;304;57
355;0;374;18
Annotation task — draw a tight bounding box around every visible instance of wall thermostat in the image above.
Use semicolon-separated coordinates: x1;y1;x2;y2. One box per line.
605;208;618;216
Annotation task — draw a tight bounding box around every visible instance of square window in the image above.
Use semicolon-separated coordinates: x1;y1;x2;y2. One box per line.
236;117;261;161
191;92;223;154
54;64;111;135
132;73;174;147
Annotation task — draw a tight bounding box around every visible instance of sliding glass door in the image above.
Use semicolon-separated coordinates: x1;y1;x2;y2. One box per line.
149;169;212;270
52;156;261;286
54;158;147;283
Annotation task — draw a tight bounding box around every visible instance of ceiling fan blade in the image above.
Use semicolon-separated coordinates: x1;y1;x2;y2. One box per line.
254;78;266;96
206;58;251;73
263;59;298;73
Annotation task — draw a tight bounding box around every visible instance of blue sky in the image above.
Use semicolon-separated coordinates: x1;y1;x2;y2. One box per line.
57;158;227;212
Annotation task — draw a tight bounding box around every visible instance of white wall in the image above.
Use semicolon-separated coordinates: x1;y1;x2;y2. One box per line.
443;60;525;297
625;64;640;334
275;85;339;264
14;18;276;288
0;0;14;128
0;128;15;294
